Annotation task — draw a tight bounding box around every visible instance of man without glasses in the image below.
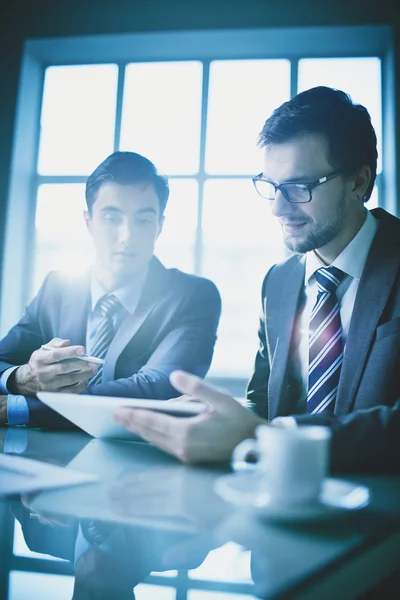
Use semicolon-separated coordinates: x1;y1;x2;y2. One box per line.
116;87;400;473
0;151;221;427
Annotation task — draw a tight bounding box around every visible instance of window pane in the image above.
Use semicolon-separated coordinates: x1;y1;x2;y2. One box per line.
368;181;379;210
38;65;118;175
298;58;382;173
9;572;74;600
202;179;286;377
135;584;176;600
205;60;290;175
155;179;198;273
120;62;202;175
33;184;93;295
13;519;65;561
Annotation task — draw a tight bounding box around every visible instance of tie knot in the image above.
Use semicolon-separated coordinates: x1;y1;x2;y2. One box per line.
98;294;120;318
315;266;345;294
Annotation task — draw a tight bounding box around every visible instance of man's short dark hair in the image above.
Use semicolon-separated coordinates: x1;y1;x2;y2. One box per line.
85;151;169;215
258;86;377;201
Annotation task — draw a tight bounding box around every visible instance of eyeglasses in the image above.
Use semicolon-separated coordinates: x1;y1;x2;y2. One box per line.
252;171;341;204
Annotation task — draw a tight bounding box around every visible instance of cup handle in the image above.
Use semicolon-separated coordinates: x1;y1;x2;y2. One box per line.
231;438;261;473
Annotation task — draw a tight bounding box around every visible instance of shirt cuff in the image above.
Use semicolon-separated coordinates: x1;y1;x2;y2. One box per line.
0;366;19;394
7;394;30;426
271;416;298;428
3;426;28;454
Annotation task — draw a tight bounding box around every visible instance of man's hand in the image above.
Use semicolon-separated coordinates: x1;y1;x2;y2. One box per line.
10;338;99;396
114;370;265;464
0;395;7;426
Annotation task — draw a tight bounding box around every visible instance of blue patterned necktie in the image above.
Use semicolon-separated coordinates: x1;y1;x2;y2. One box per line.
89;294;121;386
307;266;345;414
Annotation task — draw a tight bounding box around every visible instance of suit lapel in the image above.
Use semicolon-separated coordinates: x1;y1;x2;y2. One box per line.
103;258;169;381
268;256;305;419
335;211;400;414
58;275;91;347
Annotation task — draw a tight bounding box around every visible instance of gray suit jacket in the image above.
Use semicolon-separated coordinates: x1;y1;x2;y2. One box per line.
247;208;400;472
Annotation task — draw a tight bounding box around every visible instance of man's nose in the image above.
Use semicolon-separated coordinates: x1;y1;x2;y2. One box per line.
271;189;295;218
119;221;135;245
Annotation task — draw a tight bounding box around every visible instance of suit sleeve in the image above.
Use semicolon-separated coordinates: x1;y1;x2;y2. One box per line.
0;275;51;375
293;401;400;474
246;271;272;420
0;273;66;428
85;278;222;399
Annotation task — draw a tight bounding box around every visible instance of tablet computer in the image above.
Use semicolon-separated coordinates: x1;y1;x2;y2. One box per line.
37;392;207;441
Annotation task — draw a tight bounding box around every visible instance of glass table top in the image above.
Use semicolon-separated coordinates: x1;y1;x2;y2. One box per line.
1;427;400;600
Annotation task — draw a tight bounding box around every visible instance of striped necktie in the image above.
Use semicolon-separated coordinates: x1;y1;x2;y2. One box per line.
80;519;116;546
307;266;345;414
89;294;121;386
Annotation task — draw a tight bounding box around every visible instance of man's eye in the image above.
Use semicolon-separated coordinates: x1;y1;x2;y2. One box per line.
103;213;120;224
137;218;152;226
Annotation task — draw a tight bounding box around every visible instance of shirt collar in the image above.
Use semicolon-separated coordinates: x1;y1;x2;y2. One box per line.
91;265;149;315
305;209;378;284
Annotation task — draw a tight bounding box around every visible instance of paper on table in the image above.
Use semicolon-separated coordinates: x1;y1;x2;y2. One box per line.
0;453;98;496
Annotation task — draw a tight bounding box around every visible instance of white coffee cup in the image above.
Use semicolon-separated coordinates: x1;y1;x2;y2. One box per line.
232;424;331;505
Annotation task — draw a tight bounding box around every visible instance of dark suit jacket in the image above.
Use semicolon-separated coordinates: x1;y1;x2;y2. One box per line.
247;208;400;472
0;257;221;426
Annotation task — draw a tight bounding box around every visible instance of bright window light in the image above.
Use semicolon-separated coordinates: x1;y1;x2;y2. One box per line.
120;62;203;175
202;179;286;377
38;65;118;175
205;59;290;175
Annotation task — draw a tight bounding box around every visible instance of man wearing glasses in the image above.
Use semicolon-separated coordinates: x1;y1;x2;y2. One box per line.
115;86;400;474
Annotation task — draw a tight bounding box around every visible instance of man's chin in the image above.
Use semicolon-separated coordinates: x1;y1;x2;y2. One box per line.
111;259;148;280
283;234;310;254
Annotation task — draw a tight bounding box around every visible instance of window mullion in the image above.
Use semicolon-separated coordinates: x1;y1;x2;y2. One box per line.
195;59;211;276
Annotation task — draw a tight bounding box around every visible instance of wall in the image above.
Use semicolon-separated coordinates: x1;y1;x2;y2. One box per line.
0;0;399;298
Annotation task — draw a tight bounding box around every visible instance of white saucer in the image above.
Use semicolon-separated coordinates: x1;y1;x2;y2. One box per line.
214;472;370;522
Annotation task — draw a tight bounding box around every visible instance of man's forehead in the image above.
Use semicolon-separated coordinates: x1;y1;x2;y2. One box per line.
95;181;159;209
263;134;333;180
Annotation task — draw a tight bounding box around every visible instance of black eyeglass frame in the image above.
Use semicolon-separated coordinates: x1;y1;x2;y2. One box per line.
252;171;341;203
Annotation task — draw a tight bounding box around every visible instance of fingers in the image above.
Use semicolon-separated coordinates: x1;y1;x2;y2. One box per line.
49;360;96;376
114;408;190;459
59;380;90;394
166;394;192;404
27;338;96;393
45;338;71;349
35;363;97;392
170;371;234;411
50;368;95;387
39;345;86;365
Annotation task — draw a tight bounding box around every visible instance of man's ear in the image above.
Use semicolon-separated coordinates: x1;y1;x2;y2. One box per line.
83;209;92;232
352;165;371;202
157;215;165;238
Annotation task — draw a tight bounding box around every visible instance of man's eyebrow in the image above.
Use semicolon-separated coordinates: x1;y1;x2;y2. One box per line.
100;205;123;213
284;174;319;183
263;174;318;184
135;207;157;216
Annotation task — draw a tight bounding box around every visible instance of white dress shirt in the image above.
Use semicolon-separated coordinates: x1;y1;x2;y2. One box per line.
273;208;378;426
